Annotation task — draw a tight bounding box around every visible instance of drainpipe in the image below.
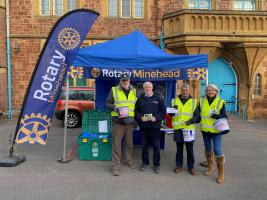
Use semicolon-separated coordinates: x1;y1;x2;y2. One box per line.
159;26;165;50
6;0;13;119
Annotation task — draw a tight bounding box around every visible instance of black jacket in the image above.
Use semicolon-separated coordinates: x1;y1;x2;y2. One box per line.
134;93;166;129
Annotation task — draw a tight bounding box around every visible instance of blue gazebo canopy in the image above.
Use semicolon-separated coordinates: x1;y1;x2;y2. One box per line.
71;30;208;110
71;30;207;69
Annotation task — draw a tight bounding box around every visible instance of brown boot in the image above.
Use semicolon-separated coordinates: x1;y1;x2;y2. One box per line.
204;151;214;176
216;155;225;184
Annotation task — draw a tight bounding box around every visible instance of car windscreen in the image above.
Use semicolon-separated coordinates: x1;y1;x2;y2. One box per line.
60;90;94;101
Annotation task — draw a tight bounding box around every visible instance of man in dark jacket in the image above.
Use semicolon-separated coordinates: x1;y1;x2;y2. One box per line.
134;82;166;173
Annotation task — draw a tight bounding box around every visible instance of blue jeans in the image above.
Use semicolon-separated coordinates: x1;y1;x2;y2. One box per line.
202;132;223;156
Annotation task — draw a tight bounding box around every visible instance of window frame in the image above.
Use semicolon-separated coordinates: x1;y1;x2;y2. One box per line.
53;0;64;16
233;0;255;11
67;0;77;12
108;0;119;17
254;73;261;96
108;0;145;19
120;0;131;18
40;0;50;16
133;0;144;19
38;0;78;16
188;0;211;10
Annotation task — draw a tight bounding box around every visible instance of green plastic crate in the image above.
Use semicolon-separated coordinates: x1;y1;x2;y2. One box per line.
82;110;112;133
77;134;112;161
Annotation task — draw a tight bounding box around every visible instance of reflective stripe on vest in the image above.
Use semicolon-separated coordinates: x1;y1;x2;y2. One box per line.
171;98;197;130
200;97;224;133
111;86;136;117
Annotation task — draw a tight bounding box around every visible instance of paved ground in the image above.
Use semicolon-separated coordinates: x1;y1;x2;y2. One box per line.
0;114;267;200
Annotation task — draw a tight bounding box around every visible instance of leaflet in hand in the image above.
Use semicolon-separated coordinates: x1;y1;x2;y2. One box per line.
166;107;178;114
144;114;153;121
117;106;129;118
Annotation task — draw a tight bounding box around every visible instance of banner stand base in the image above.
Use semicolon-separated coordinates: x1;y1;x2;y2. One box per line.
57;158;71;164
0;156;26;167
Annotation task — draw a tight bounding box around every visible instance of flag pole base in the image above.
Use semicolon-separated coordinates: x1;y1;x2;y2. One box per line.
0;155;26;167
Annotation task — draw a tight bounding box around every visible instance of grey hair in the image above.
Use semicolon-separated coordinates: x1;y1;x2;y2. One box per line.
143;81;153;88
181;83;190;89
206;83;219;93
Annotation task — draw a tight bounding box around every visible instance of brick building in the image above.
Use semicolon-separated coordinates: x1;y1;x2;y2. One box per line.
0;0;267;119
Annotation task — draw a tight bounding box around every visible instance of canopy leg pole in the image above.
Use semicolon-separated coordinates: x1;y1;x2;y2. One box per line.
206;68;209;86
58;76;71;163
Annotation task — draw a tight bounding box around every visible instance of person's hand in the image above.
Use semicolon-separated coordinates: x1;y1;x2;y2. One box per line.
141;116;147;122
173;105;178;109
211;113;220;119
185;119;192;125
151;117;156;122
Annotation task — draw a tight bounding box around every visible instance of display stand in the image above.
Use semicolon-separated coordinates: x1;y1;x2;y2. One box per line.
58;76;71;163
0;134;26;167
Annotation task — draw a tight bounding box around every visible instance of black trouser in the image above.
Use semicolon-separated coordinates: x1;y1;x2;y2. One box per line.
175;142;194;170
141;128;161;167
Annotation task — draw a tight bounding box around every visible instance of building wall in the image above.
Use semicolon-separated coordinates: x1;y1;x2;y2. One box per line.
9;0;164;109
251;55;267;119
0;3;7;112
3;0;267;119
161;0;267;119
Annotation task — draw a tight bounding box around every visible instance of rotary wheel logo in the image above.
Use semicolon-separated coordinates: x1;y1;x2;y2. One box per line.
187;68;206;80
69;66;84;78
16;113;51;145
57;27;81;50
91;68;100;78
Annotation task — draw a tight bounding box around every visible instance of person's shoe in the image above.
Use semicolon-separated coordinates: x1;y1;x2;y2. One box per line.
154;166;160;174
111;168;120;176
121;162;137;169
139;164;149;171
188;169;197;176
174;167;182;173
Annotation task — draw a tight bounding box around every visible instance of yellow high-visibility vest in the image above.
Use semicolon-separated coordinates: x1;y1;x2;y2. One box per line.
171;98;197;130
111;86;136;117
200;97;224;133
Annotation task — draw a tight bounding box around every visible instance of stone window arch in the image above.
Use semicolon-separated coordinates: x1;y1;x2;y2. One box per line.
254;73;262;95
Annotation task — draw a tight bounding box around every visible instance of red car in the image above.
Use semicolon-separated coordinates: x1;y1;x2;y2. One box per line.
55;87;95;128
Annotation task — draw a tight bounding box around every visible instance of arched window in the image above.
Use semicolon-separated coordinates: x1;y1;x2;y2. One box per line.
188;0;211;10
254;73;261;95
233;0;255;11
